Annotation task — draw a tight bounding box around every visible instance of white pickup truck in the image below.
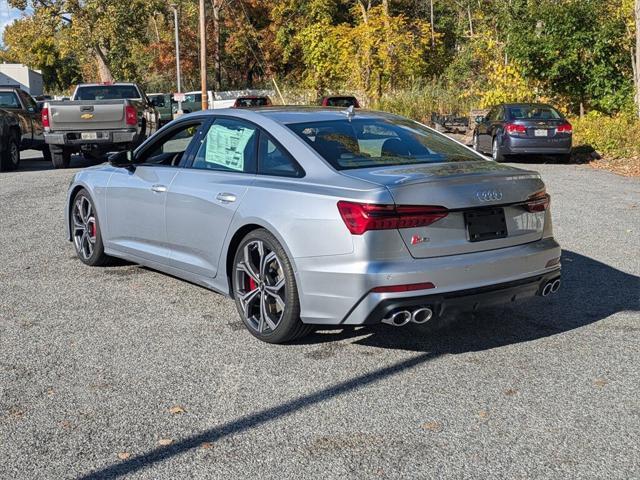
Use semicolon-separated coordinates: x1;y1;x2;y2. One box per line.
43;83;159;168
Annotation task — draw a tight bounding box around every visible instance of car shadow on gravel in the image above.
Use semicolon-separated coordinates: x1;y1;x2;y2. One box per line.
18;152;104;172
78;249;638;479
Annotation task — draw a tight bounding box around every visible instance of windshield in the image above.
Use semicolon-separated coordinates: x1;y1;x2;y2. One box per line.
75;85;141;101
287;117;481;170
507;105;562;120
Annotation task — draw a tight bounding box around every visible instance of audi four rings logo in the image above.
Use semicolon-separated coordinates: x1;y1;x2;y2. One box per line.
476;189;503;202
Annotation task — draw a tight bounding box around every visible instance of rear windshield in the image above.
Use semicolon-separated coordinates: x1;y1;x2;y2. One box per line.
325;97;358;107
288;117;480;170
75;85;141;101
507;105;561;120
236;97;270;107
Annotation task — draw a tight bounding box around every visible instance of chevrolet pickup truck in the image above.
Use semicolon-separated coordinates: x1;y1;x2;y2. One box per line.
43;83;159;168
0;86;47;171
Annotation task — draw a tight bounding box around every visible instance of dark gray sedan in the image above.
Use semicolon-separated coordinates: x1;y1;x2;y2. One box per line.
473;103;572;162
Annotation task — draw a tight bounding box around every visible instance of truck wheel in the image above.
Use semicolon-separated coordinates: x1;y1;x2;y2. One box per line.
51;146;71;169
42;147;52;163
0;136;20;172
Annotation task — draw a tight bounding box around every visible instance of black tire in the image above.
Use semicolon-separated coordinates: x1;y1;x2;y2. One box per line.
0;135;20;172
42;146;52;163
492;136;506;162
232;228;312;344
51;146;71;169
556;153;572;163
472;133;481;153
70;189;114;266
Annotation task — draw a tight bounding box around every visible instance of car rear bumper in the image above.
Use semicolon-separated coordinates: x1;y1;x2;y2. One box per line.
44;129;138;146
295;237;561;325
362;270;561;325
503;135;571;155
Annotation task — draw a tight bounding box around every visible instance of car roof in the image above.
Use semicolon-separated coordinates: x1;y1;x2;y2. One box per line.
215;106;396;125
76;83;138;87
501;103;557;108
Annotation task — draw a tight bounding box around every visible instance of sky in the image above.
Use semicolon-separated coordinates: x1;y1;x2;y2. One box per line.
0;0;26;45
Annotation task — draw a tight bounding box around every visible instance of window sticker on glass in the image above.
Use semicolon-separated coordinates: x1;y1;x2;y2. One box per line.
205;124;254;171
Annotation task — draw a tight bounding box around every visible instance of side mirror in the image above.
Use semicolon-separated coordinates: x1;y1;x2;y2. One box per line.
475;116;485;124
109;150;135;169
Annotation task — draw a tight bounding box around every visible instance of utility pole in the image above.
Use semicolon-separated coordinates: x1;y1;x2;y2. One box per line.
213;0;222;91
171;3;183;115
199;0;208;110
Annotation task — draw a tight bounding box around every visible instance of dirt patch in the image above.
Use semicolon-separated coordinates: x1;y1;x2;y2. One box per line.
589;156;640;177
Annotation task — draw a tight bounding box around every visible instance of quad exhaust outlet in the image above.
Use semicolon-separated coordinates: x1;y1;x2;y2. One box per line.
382;307;434;327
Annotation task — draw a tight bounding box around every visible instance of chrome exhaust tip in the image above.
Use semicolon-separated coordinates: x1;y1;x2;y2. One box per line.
541;282;552;297
381;310;412;327
550;279;561;293
411;307;433;324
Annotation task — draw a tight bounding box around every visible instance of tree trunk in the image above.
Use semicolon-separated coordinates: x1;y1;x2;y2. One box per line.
430;0;435;47
635;0;640;118
93;45;113;83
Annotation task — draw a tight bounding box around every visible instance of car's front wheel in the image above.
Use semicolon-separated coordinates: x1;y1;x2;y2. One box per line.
71;189;113;266
472;133;481;153
232;229;312;343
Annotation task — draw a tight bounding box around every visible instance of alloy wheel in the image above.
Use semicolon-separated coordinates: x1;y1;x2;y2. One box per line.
10;142;19;168
72;196;97;260
235;239;286;334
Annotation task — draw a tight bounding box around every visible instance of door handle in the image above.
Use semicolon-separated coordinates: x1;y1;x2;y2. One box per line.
216;192;237;203
151;184;167;193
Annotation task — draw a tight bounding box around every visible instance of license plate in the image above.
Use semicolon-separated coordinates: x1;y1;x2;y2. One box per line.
534;129;547;137
465;208;508;242
81;132;98;140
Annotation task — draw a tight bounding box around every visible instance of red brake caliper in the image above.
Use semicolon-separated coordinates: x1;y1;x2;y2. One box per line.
88;220;96;238
248;276;256;291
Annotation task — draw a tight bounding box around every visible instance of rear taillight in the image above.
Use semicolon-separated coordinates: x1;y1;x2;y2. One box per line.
525;191;550;212
41;107;49;128
505;123;527;135
556;122;572;134
337;201;448;235
125;105;137;126
371;282;435;293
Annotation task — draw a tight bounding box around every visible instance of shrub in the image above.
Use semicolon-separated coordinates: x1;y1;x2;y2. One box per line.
571;112;640;159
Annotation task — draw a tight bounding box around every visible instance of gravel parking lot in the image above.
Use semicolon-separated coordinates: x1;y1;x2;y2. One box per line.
1;152;639;479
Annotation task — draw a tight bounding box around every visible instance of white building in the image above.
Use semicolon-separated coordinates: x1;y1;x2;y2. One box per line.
0;64;44;96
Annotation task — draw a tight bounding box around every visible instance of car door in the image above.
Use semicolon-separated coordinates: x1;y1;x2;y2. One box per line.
16;90;43;146
164;117;259;277
105;119;204;263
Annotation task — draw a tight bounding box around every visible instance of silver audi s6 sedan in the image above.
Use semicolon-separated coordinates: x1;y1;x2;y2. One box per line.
66;107;561;343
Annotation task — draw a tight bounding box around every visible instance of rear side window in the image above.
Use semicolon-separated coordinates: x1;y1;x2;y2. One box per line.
288;117;480;170
508;106;562;120
0;92;20;108
258;133;304;177
75;85;141;100
191;118;257;173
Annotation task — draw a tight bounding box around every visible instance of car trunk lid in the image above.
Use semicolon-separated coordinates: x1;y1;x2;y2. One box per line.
341;161;547;258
